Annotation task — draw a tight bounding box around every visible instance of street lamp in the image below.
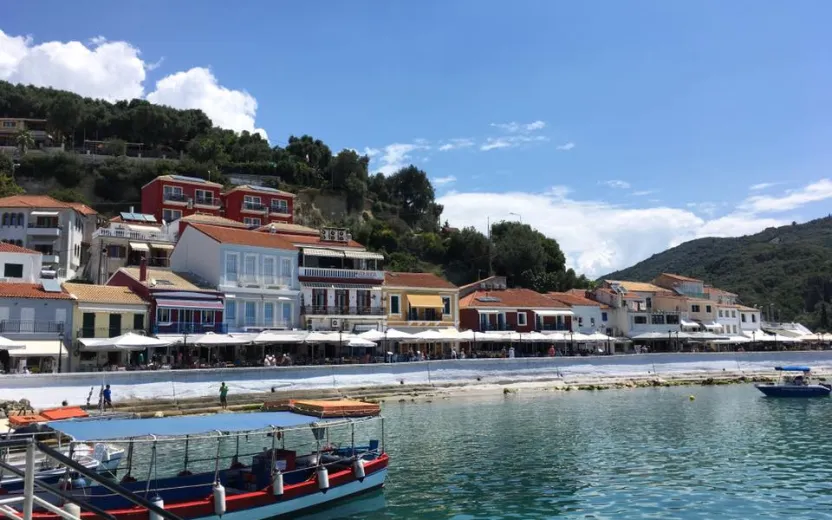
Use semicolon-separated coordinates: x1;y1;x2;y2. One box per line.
508;212;522;223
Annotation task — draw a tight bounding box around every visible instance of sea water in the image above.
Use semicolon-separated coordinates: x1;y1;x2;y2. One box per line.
296;384;832;519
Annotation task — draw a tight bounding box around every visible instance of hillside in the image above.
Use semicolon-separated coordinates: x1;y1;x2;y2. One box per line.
0;80;590;291
601;217;832;329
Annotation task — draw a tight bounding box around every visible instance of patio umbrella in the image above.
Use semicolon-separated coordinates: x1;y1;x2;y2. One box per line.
541;332;569;342
80;332;172;352
192;332;252;346
253;331;306;344
304;331;342;343
412;330;449;342
0;335;25;350
384;328;415;340
522;331;550;342
630;332;668;341
583;332;614;342
437;328;462;340
358;329;386;341
570;332;593;342
347;337;377;348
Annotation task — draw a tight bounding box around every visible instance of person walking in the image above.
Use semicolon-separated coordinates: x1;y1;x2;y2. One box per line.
102;384;113;410
219;382;229;410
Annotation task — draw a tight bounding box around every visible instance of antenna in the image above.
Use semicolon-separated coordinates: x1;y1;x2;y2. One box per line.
487;216;493;277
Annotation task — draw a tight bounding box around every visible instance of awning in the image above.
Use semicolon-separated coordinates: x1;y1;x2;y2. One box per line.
303;282;380;290
156;298;224;310
302;248;344;259
129;242;150;252
407;294;443;308
704;322;723;330
8;340;67;357
127;224;162;233
680;319;699;327
151;243;174;250
535;309;574;317
476;309;501;314
343;250;384;261
30;211;59;217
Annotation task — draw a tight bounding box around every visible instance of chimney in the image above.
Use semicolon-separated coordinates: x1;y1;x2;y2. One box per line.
129;206;134;214
139;257;147;282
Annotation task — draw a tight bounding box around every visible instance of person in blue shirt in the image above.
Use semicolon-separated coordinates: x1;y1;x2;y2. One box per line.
102;384;113;410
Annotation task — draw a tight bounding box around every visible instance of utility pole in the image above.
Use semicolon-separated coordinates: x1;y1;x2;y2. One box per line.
487;216;493;277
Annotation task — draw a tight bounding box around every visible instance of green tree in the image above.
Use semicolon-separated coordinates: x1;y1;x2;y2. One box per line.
285;135;332;173
14;129;33;156
328;149;369;189
820;303;829;331
103;138;127;156
0;154;13;176
444;227;491;285
344;172;367;212
49;188;89;204
46;95;82;147
0;174;24;197
386;166;438;230
187;136;226;164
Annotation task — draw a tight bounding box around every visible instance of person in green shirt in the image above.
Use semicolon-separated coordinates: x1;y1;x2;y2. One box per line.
219;382;229;410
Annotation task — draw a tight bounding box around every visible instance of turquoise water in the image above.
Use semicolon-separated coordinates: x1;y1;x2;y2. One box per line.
299;385;832;519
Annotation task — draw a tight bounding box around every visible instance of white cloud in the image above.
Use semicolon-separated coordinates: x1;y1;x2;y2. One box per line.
432;176;457;186
370;142;430;176
739;178;832;214
480;134;548;151
601;180;631;189
556;142;575;151
0;30;266;137
438;189;785;277
0;30;146;100
363;147;380;158
147;67;265;138
749;182;780;191
490;120;547;133
631;190;656;196
686;201;718;217
438;138;475;152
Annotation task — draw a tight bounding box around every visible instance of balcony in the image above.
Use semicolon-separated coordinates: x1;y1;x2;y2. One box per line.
299;267;384;281
269;204;291;215
302;305;385;316
153;322;228;335
76;327;146;339
0;320;65;334
93;226;174;243
242;201;267;213
27;223;60;237
224;320;294;333
163;192;188;203
40;254;60;264
406;311;445;321
221;276;293;290
194;196;220;208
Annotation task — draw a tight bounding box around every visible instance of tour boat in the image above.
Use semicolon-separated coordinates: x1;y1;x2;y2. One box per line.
755;366;832;397
24;400;388;520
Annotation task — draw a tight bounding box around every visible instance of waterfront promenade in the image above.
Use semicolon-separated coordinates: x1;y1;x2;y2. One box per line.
3;350;832;408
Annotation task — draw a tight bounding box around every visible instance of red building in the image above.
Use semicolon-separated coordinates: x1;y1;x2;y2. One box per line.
458;276;573;332
222;185;295;227
141;175;224;224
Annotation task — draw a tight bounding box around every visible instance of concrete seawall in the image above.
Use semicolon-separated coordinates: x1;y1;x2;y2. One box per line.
4;350;832;408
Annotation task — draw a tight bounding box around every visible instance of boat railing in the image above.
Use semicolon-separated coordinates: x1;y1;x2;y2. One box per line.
0;438;182;520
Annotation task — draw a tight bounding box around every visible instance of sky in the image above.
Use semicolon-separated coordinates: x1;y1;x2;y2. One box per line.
3;1;832;277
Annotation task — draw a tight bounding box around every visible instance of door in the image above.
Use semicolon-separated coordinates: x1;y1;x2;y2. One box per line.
82;313;96;338
20;308;34;333
108;314;122;338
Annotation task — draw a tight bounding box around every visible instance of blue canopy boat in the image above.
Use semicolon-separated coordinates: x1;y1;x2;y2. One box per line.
755;366;832;397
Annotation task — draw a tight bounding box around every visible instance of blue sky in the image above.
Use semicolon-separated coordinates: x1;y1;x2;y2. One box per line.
4;1;832;276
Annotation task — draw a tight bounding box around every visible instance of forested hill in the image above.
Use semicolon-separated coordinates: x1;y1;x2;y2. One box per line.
601;216;832;330
0;80;591;291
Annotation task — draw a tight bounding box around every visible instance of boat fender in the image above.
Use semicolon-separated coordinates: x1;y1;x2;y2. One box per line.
273;471;284;497
317;467;330;493
63;503;81;518
353;458;366;482
149;495;164;520
177;470;193;477
213;483;226;517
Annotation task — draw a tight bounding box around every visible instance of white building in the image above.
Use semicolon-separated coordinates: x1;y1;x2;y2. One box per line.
716;304;742;336
546;290;608;334
0;195;96;280
0;242;43;282
593;281;682;337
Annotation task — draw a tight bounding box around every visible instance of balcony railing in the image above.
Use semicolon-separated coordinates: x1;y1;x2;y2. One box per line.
242;202;267;212
194;197;220;207
76;327;146;339
407;311;445;321
224;320;294;332
153;322;227;335
302;305;385;316
0;320;65;334
163;192;188;203
221;276;293;289
269;204;291;214
298;267;384;281
93;227;174;243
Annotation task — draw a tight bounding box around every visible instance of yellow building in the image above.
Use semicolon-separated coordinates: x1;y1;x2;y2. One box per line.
63;283;149;370
383;272;459;332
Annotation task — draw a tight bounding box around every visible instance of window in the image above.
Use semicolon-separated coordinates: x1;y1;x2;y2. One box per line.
225;253;239;282
243;254;257;280
3;213;10;226
157;308;171;324
281;302;292;325
55;309;66;325
133;314;145;331
691;304;701;313
718;310;723;317
194;189;214;205
651;314;665;324
2;121;16;128
601;312;608;321
163;185;183;201
225;300;237;325
33;244;54;255
3;264;23;278
442;296;451;316
264;302;274;326
706;305;712;313
312;289;326;307
107;245;126;258
732;325;737;334
243;195;262;210
162;209;182;223
390;295;400;315
752;314;757;323
263;256;276;284
590;317;596;326
202;310;215;325
271;199;289;213
666;315;680;325
731;310;736;318
243;217;261;226
517;312;527;326
578;316;584;327
244;301;257;326
741;313;747;323
634;316;647;324
280;257;292;284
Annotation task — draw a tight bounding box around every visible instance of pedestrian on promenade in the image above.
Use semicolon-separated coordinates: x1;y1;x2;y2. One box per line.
102;384;113;410
219;382;229;410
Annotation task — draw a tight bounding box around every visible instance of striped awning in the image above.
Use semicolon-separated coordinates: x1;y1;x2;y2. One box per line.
407;294;443;308
302;248;344;258
303;282;380;290
344;250;384;260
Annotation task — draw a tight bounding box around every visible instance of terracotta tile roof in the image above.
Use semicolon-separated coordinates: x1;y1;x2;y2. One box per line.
460;288;568;309
659;273;703;283
606;280;670;293
0;242;39;255
275;233;365;249
705;286;737;297
63;283;146;305
256;222;319;236
0;282;72;300
0;195;70;209
118;268;205;291
180;214;249;229
546;292;601;307
736;305;759;312
66;202;97;216
190;223;296;250
384;272;457;289
224;185;296;198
